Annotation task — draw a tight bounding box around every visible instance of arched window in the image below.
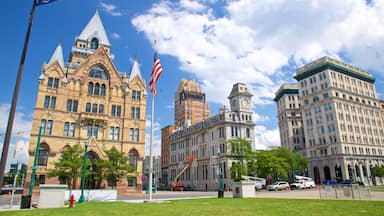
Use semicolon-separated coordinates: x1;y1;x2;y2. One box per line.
128;149;139;169
88;65;108;80
38;142;50;166
94;83;100;95
90;38;99;49
101;84;106;96
88;82;94;95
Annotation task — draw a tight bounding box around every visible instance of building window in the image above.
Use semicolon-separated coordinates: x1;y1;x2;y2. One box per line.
88;82;94;95
64;122;76;137
90;38;99;49
47;77;59;89
128;149;138;169
246;128;250;138
111;105;121;117
38;143;49;166
101;84;106;96
132;90;141;101
134;129;139;142
89;65;108;80
44;96;56;110
99;104;104;114
70;123;76;137
130;107;140;119
87;124;99;139
94;83;100;95
109;127;120;140
64;122;69;136
46;120;53;135
130;128;134;141
86;103;91;112
66;99;78;112
92;104;98;113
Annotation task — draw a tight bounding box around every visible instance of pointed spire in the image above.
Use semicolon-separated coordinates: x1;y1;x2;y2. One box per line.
47;43;64;69
129;58;143;82
78;9;111;47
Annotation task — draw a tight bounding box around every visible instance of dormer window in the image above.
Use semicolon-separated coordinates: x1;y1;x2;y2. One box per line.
90;38;99;49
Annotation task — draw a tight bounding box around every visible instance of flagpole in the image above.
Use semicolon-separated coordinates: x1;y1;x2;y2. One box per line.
0;0;38;193
148;94;154;201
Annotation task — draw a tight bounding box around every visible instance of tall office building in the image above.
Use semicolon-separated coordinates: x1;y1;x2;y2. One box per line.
274;83;305;154
174;80;210;129
25;11;147;193
290;56;384;185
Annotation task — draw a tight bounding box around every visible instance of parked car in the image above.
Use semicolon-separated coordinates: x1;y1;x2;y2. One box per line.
267;181;290;191
290;180;316;189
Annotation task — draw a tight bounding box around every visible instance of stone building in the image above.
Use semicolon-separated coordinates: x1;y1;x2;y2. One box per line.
276;56;384;185
25;11;147;193
274;83;305;155
169;83;255;191
174;80;211;129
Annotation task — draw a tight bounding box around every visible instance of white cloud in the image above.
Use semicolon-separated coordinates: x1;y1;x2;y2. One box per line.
0;104;32;139
110;32;120;39
254;126;280;150
132;0;384;148
0;104;31;170
100;2;123;16
132;0;384;104
145;118;162;156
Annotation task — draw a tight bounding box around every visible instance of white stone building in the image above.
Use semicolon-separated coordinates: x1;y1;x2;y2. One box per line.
289;56;384;185
168;83;255;191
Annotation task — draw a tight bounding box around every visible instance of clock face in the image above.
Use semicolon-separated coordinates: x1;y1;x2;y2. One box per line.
242;99;249;108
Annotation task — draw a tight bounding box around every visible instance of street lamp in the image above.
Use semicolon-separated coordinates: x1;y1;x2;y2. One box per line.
217;149;224;198
78;140;89;203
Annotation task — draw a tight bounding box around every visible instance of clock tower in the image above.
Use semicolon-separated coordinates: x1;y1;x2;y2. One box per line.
228;83;253;113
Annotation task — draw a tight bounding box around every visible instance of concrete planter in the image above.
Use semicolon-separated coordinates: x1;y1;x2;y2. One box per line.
38;184;67;208
232;181;255;198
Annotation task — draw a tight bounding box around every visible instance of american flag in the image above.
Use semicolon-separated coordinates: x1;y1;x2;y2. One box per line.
35;0;58;6
149;51;163;95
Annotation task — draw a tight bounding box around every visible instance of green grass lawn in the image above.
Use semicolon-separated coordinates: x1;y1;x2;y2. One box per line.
1;198;383;216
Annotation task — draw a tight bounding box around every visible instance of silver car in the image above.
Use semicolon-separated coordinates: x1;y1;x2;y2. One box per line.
267;181;290;191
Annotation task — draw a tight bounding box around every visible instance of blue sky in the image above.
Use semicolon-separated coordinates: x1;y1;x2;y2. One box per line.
1;0;384;169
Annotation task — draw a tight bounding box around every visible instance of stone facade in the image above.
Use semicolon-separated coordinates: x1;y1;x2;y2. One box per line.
276;56;384;185
25;11;147;193
274;83;305;155
168;83;255;191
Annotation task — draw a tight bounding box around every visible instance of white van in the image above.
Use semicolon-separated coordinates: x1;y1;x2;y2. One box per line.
290;175;316;189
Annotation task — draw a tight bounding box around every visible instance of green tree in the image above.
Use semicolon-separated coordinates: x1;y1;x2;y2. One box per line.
47;144;84;189
373;166;384;177
227;138;257;181
272;147;308;181
94;147;135;189
255;150;290;182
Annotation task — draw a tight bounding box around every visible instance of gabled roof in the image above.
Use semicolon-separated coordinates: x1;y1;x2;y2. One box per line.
129;59;143;82
78;10;111;47
47;43;64;69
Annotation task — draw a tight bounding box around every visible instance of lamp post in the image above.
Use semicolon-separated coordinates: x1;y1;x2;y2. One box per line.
28;126;43;196
78;140;89;203
217;149;224;198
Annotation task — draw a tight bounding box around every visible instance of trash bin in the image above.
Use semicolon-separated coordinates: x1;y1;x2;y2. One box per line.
218;190;224;198
20;195;31;209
